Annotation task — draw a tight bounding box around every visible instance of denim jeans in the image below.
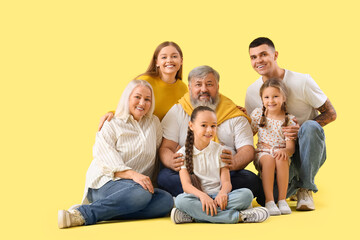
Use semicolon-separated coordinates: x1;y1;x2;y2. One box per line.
256;120;327;206
175;188;253;224
77;179;173;225
157;167;262;200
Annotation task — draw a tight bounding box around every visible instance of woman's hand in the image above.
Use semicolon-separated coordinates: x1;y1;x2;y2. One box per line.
236;105;248;115
199;194;218;216
274;149;289;162
132;172;154;194
98;112;114;131
214;192;228;210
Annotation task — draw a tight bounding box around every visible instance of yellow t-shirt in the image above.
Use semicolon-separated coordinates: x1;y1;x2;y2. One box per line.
136;75;188;121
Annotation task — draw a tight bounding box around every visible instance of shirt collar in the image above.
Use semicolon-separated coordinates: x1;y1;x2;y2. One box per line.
193;141;215;156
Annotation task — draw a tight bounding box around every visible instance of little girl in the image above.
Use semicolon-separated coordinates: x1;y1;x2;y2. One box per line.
171;106;269;224
250;78;296;216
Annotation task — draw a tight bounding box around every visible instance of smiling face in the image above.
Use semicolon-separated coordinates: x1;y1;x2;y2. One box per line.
189;110;217;150
249;44;279;79
156;45;183;78
261;86;285;114
189;73;219;109
128;85;152;121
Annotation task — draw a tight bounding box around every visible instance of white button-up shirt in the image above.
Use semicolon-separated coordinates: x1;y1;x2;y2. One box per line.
82;114;162;204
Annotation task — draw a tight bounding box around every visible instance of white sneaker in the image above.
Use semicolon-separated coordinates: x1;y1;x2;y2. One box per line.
296;188;315;211
239;207;269;223
170;208;193;224
278;200;292;215
58;209;85;229
265;201;281;216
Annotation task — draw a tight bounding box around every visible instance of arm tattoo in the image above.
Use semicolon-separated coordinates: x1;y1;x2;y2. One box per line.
314;98;337;127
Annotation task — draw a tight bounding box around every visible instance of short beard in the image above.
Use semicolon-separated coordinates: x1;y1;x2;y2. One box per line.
190;92;219;111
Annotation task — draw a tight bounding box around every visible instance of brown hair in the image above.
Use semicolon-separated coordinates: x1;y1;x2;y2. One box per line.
259;78;289;128
137;41;183;80
185;106;216;190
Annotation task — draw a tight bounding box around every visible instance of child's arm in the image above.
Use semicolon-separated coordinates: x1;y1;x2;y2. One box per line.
214;167;232;210
179;168;218;216
274;140;296;161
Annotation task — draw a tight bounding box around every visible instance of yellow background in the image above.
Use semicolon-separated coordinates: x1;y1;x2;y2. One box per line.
1;0;358;239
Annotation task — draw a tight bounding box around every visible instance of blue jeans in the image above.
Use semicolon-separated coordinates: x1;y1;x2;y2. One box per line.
175;188;253;224
77;179;173;225
257;120;327;206
157;167;262;200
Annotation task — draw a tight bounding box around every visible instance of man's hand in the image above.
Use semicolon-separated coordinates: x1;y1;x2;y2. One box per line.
98;112;114;131
220;149;234;170
282;118;299;140
170;153;184;172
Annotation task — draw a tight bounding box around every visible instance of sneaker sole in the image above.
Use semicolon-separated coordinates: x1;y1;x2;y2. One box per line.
58;210;70;229
296;205;315;211
170;208;178;224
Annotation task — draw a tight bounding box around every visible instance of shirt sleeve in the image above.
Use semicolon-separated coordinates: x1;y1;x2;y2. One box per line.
161;104;180;143
285;114;297;141
304;74;328;109
93;120;131;180
232;116;254;149
250;108;261;134
154;116;163;149
219;146;228;169
177;146;187;169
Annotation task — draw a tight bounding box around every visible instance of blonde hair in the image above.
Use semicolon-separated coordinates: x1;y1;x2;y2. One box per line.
115;80;155;119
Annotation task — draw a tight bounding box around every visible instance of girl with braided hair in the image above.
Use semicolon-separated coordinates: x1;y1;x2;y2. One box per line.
250;78;296;216
171;106;269;224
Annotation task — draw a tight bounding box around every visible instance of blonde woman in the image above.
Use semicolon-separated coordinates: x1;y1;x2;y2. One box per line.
58;80;173;228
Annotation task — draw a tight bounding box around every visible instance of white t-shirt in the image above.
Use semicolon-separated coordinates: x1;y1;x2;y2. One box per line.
161;104;254;155
178;141;227;195
245;69;327;125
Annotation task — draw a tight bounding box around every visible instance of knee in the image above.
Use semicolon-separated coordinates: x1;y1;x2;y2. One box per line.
299;120;324;139
155;189;174;213
174;193;192;209
232;188;254;204
126;186;153;209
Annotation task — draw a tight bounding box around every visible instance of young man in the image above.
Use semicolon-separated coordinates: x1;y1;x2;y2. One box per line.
245;37;336;211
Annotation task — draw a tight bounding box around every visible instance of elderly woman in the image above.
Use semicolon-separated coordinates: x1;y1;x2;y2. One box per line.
58;80;173;228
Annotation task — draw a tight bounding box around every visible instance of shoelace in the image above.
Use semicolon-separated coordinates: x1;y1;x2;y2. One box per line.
242;210;257;221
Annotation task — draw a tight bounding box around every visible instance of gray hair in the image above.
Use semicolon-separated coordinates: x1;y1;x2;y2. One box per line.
188;65;220;84
115;80;155;119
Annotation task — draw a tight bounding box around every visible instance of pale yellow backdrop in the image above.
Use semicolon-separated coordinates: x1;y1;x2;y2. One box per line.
1;0;358;239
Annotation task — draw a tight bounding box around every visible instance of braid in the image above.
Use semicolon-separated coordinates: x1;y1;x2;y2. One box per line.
185;127;202;190
259;105;267;128
185;127;194;174
282;102;289;127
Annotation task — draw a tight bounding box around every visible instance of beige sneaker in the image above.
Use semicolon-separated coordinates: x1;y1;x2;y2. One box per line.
58;209;85;228
296;188;315;211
